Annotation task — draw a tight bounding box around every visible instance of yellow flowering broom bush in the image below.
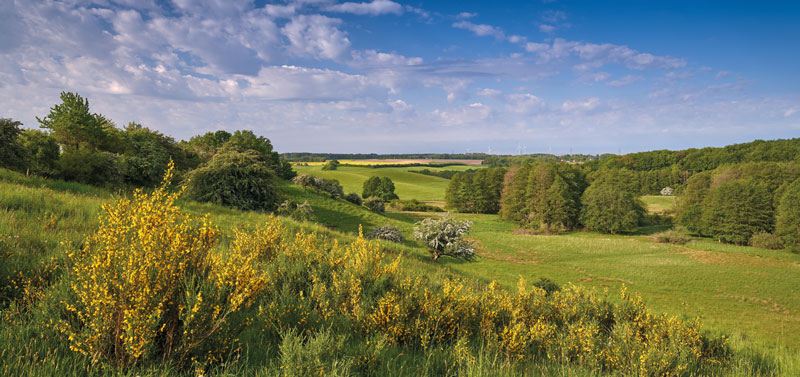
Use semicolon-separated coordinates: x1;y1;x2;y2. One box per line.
60;162;280;370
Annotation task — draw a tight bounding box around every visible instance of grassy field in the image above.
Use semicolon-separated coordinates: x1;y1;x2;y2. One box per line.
299;159;482;166
641;195;677;213
293;164;477;203
3;166;799;376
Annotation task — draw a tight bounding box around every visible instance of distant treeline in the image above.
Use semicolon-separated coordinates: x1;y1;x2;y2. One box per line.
408;169;474;179
283;152;489;162
482;154;600;167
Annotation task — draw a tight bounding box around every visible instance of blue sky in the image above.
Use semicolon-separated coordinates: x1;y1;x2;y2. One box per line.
1;0;798;154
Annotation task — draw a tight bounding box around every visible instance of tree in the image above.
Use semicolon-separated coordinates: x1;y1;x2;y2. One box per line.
703;178;773;245
362;176;398;201
413;215;475;262
580;170;645;234
676;171;713;235
36;91;111;151
774;178;800;250
19;129;60;176
118;123;174;186
321;159;340;171
220;130;296;179
184;150;279;211
363;196;385;213
186;130;232;161
0;118;27;171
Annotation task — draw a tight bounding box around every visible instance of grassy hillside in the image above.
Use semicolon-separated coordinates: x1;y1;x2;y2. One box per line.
293;164;477;203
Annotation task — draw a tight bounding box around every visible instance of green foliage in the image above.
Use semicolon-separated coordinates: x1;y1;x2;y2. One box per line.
498;163;585;230
364;225;404;243
532;277;560;296
276;329;352;377
446;167;507;214
118;123;175;186
677;171;714;235
293;174;345;198
184;150;279;211
749;232;783;250
362;196;385;213
36;92;112;152
776;178;800;250
413;215;475;261
18;129;60;176
580;170;645;234
388;198;444;212
343;192;362;205
0;118;27;171
224;130;296;179
703;178;773;245
321;159;340;171
362;176;398;201
186;130;232;160
277;199;315;221
57;149;122;187
652;228;691;245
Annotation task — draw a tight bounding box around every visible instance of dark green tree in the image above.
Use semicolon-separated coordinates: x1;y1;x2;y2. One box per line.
775;178;800;250
0;118;27;171
676;171;713;235
580;170;645;234
362;176;398;201
321;159;340;171
703;178;773;245
500;164;531;221
18;129;60;176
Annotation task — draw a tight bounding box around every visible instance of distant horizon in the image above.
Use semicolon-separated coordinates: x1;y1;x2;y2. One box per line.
2;1;798;153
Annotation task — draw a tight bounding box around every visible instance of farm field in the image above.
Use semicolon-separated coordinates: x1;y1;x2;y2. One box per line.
299;159;483;166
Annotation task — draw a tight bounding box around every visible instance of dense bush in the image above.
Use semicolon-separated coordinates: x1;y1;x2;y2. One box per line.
499;163;585;230
184;150;279;211
776;178;800;251
362;176;398;201
344;192;362;205
293;174;345;198
364;225;404;243
388;199;444;212
363;196;385;213
749;232;783;250
321;159;340;171
18;129;60;176
652;228;691;245
277;199;315;221
413;215;475;261
58;149;122;187
446;167;507;214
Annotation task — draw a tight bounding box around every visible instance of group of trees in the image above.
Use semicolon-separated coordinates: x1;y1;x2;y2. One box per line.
0;91;295;211
444;168;507;213
676;162;800;249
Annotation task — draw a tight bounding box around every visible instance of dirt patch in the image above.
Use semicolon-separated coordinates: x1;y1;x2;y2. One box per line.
597;277;634;285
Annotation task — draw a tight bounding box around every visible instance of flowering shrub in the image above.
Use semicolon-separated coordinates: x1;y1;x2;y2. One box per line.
59;162;278;369
413;215;475;261
364;225;404;243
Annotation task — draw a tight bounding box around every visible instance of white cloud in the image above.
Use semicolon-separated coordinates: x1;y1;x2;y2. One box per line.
539;24;555;34
350;50;423;67
238;65;386;100
452;21;505;40
506;93;545;113
457;12;478;19
607;75;643;87
327;0;403;16
433;102;492;126
562;97;600;112
282;15;351;60
785;108;798;117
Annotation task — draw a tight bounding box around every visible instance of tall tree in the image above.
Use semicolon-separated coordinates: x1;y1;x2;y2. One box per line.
0;118;27;171
36;92;110;151
703;178;773;245
776;178;800;250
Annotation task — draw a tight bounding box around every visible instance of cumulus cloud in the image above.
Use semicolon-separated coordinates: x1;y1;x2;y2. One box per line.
326;0;403;16
562;97;600;112
452;21;506;40
282;15;351;60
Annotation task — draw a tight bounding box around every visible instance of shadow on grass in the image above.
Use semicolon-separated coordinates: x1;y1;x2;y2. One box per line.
633;224;673;236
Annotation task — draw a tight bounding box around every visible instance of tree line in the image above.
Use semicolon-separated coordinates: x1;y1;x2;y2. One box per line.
0;91;295;211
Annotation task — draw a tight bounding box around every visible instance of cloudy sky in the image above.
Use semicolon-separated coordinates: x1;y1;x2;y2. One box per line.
1;0;799;154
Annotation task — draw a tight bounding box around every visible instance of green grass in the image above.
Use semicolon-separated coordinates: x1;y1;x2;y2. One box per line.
293;165;477;203
3;167;799;376
641;195;676;213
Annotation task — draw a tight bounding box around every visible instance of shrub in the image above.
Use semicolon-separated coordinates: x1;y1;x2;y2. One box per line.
363;196;385;213
0;118;27;171
413;215;475;261
388;199;444;212
277;328;352;377
292;174;344;198
362;176;399;201
652;228;691;245
532;277;560;296
660;187;674;196
59;163;278;369
749;232;783;250
364;225;404;243
344;192;362;205
321;159;340;171
277;199;315;222
18;129;60;176
184;150;279;211
58;149;122;187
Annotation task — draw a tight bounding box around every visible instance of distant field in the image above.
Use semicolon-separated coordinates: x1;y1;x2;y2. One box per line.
299;159;483;166
293;164;477;202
